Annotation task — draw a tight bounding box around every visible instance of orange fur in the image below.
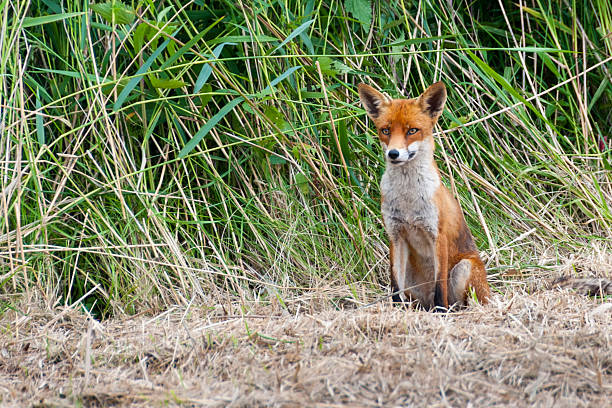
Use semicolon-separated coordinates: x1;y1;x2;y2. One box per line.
358;81;490;309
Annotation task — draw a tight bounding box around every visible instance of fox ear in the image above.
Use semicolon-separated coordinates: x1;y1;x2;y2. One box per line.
358;83;391;120
419;81;447;119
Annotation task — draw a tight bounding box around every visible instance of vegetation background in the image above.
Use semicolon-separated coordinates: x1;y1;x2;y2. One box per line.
1;0;611;319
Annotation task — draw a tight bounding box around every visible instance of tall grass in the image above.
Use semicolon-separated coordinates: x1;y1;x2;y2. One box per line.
1;0;610;317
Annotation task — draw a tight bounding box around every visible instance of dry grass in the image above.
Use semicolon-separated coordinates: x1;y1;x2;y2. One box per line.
1;260;611;408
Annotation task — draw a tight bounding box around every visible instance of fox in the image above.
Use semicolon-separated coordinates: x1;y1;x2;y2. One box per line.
358;81;490;310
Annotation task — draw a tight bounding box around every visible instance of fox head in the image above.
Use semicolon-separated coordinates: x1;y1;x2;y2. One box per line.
358;82;447;165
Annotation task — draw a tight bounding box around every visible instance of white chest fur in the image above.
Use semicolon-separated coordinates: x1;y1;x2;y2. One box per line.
380;154;440;239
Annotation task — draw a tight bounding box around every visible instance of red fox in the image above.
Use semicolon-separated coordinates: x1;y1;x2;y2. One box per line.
358;81;490;310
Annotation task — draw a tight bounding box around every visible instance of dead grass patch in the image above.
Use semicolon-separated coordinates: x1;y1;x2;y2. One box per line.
1;247;610;407
1;278;611;407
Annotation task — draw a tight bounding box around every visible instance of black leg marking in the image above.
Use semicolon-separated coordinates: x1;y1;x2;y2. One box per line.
391;283;403;304
433;283;447;312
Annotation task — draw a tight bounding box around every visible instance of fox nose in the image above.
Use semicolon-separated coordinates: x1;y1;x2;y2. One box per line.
388;149;400;160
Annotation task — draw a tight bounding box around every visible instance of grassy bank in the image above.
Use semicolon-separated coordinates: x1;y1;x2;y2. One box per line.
1;0;611;318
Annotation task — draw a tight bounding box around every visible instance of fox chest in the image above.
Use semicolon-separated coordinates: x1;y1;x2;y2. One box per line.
380;169;440;244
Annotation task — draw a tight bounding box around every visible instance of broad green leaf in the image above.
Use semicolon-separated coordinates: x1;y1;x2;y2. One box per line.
241;102;255;115
391;33;404;63
449;112;474;128
271;18;315;54
90;21;114;32
199;84;213;110
291;145;301;161
179;97;243;158
316;58;332;74
101;78;129;95
22;12;85;28
337;119;353;162
269;155;287;165
294;172;311;194
194;42;234;94
317;57;351;76
149;76;187;89
90;1;135;25
157;5;173;22
133;22;150;54
301;91;324;99
345;0;372;27
263;105;289;131
134;21;178;52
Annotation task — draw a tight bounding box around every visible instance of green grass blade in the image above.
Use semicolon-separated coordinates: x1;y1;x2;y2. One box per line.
271;18;315;54
21;12;85;28
178;97;244;158
113;28;181;111
257;65;303;97
35;88;44;146
194;42;235;94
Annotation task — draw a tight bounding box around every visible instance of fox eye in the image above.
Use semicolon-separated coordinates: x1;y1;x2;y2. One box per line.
381;128;390;135
407;128;419;135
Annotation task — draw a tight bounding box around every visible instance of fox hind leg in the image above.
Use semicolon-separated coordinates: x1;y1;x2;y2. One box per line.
449;256;490;306
448;259;471;306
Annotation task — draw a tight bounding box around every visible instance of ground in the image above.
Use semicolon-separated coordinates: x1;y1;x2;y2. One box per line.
1;282;611;407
